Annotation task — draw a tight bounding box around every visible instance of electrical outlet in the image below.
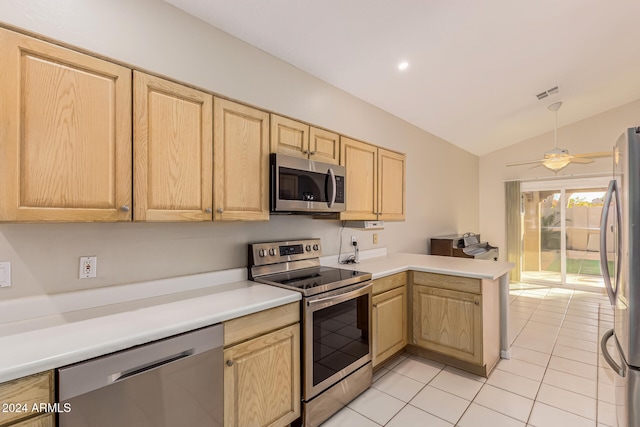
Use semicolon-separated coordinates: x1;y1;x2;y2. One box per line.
79;256;97;279
373;233;378;244
0;262;11;288
351;236;357;245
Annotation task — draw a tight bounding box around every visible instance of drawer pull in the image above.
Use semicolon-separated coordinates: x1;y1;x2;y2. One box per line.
226;360;234;367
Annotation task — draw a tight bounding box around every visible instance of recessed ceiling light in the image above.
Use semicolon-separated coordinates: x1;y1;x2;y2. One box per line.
398;61;409;70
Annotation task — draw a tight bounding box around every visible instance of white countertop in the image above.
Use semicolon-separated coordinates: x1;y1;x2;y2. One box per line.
0;278;300;383
325;252;514;281
0;251;513;384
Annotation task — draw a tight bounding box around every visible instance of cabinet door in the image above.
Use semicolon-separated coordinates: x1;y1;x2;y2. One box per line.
339;137;378;220
224;324;300;427
377;148;406;221
214;98;270;221
270;114;309;159
373;286;407;368
0;28;132;222
309;127;340;165
133;72;213;221
412;285;482;365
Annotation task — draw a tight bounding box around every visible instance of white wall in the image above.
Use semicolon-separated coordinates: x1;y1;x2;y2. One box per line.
0;0;479;299
479;99;640;260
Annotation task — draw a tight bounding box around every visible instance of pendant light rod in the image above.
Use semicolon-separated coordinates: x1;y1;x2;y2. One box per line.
548;101;562;149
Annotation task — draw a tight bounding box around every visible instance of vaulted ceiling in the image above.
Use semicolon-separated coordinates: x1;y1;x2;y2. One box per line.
164;0;640;156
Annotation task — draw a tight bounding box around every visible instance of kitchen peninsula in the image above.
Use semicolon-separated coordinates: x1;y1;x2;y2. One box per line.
326;252;514;374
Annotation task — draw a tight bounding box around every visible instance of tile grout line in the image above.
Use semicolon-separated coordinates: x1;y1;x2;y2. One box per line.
522;287;567;426
344;286;611;426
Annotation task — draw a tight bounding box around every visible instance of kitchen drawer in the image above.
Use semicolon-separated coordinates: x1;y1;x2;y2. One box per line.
412;271;481;294
372;272;407;295
224;302;299;347
11;413;54;427
0;371;53;425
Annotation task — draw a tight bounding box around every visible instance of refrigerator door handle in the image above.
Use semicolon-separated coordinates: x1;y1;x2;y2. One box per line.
600;179;621;306
601;328;626;377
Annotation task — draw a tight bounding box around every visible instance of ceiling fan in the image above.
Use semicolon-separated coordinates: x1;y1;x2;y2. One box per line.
507;101;611;172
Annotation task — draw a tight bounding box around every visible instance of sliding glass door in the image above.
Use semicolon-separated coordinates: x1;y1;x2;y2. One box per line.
520;177;611;290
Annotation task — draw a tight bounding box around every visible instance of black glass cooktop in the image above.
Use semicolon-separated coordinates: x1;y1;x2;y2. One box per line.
256;266;371;296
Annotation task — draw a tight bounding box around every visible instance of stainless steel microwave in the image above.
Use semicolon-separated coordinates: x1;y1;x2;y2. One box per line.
271;154;346;213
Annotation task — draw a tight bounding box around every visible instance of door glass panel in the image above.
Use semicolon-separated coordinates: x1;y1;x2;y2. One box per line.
520;179;609;290
565;188;610;289
522;190;562;283
312;294;369;386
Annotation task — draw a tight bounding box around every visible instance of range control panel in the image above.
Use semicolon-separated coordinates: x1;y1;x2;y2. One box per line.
249;239;322;266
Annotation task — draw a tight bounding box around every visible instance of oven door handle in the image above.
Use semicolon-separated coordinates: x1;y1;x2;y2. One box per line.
307;281;372;307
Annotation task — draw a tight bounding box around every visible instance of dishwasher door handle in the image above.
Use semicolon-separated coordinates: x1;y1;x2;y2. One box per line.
110;349;194;383
58;323;223;402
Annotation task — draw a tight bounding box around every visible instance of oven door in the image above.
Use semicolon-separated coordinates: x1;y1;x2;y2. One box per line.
303;281;372;401
272;154;345;213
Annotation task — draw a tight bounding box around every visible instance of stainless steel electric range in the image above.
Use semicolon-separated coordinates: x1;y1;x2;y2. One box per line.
249;238;373;427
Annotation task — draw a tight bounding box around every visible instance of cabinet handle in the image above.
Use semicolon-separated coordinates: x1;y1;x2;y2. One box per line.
226;360;234;367
373;304;378;308
205;208;212;213
309;151;316;155
474;300;480;306
217;208;224;213
120;205;130;212
303;150;309;155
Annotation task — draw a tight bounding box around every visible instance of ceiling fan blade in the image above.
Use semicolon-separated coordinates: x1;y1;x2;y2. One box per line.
572;151;612;159
507;159;545;167
569;157;594;164
529;163;545;169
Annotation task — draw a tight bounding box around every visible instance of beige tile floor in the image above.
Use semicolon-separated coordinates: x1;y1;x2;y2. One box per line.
321;284;615;427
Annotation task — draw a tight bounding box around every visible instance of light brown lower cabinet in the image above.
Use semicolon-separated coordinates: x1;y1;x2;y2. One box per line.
0;371;55;427
410;271;500;377
11;414;54;427
223;303;300;427
412;285;482;364
372;273;408;368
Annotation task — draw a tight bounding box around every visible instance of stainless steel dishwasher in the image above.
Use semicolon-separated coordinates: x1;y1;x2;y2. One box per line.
57;324;223;427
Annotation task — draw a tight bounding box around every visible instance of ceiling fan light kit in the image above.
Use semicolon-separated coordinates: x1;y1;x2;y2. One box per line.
506;101;611;173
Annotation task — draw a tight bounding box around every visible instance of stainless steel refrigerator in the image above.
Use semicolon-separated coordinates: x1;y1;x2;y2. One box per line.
600;127;640;427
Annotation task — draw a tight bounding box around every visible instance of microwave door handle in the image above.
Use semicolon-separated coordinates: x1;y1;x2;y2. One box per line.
600;179;617;306
327;168;337;208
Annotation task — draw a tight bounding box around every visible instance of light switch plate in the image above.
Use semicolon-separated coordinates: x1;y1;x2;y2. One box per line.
0;262;11;288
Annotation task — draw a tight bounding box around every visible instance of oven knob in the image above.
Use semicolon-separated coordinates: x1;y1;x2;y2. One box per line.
269;248;277;256
258;249;267;257
313;244;319;251
305;245;312;252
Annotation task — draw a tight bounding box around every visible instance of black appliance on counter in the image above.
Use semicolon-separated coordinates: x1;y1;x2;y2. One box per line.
431;232;499;261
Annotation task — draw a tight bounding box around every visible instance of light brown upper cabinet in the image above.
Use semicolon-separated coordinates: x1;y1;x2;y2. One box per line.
271;115;340;165
133;71;213;221
214;98;270;221
377;148;406;220
0;28;132;222
340;137;378;220
340;137;406;221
